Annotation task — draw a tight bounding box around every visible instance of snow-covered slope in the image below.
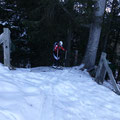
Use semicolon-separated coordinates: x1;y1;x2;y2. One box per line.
0;64;120;120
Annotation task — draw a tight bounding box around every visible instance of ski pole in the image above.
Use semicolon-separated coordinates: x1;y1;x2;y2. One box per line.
57;47;59;59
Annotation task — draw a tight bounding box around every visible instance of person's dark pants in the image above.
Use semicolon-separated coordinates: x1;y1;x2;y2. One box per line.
53;51;64;66
54;58;60;66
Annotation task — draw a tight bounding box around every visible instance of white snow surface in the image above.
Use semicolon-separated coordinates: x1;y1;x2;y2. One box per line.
0;64;120;120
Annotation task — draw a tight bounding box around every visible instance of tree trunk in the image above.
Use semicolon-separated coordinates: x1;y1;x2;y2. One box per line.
82;0;106;69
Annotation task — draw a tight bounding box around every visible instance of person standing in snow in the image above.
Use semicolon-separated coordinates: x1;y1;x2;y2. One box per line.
53;41;66;68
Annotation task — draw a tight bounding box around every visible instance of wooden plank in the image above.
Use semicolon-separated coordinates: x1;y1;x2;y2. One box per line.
100;64;106;84
3;28;11;68
95;52;106;84
0;33;4;44
103;58;120;95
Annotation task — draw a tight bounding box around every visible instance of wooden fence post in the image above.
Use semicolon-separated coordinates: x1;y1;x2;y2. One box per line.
3;28;11;68
100;63;106;84
95;52;120;95
95;52;106;84
103;58;120;95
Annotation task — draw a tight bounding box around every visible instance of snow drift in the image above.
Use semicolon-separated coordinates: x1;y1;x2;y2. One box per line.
0;64;120;120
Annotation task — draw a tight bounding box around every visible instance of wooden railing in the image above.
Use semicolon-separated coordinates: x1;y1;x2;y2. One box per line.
0;28;11;68
95;52;120;95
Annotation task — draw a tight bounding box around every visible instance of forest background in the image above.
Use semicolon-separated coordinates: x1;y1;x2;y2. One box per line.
0;0;120;76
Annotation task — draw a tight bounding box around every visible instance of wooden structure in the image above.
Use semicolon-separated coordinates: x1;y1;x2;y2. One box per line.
95;52;120;95
0;28;11;68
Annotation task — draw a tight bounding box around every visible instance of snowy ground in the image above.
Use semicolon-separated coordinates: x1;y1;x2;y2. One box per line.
0;64;120;120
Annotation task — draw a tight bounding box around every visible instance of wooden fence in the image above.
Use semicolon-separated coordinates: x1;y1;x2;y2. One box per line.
0;28;11;69
95;52;120;95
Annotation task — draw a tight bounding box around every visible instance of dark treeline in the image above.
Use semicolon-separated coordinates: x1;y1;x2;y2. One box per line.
0;0;95;67
0;0;120;74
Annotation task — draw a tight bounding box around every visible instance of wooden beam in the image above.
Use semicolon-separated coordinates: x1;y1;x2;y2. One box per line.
95;52;106;84
103;58;120;95
3;28;11;68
